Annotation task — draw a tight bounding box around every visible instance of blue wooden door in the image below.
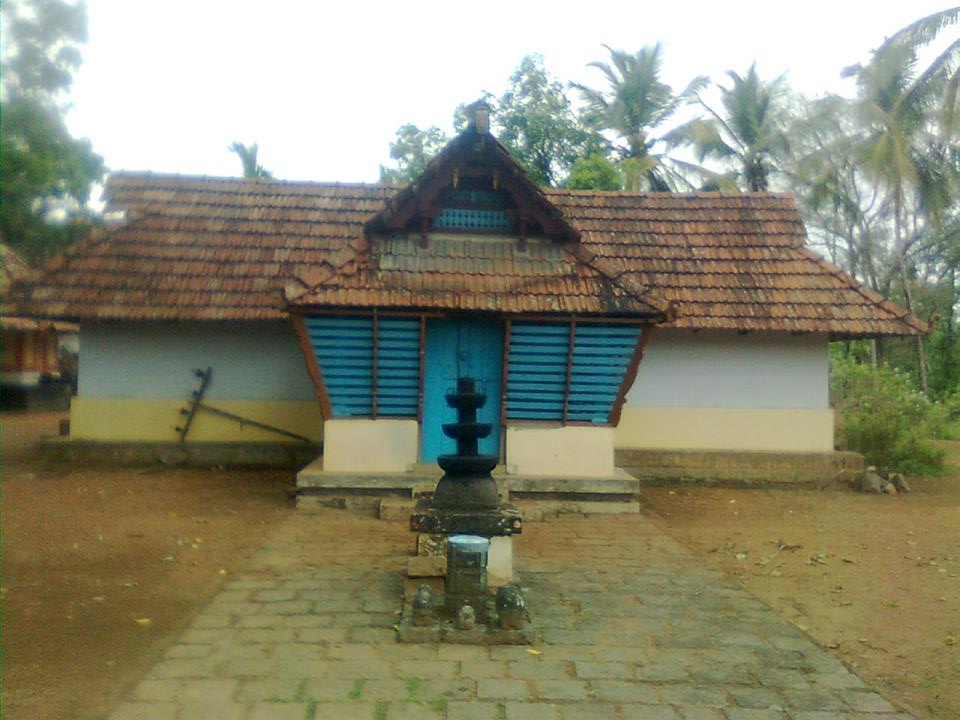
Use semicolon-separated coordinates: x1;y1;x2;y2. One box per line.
421;318;503;462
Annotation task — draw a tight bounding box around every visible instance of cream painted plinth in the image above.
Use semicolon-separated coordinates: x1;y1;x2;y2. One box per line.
322;419;419;473
505;425;616;477
70;397;323;443
615;406;834;453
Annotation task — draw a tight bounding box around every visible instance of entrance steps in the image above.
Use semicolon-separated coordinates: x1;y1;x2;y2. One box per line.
295;457;639;514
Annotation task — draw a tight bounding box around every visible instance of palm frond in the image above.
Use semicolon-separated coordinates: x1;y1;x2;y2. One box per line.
877;7;960;55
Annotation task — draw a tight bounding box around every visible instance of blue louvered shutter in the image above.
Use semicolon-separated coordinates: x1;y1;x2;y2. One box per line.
505;323;568;421
375;317;420;417
567;325;642;423
306;316;373;416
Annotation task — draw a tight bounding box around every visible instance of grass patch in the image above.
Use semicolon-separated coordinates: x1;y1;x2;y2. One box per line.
304;698;318;719
348;679;364;700
374;701;388;720
428;698;448;713
293;678;308;702
404;677;421;701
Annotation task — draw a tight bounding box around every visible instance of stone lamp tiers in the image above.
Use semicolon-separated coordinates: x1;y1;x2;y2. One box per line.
402;376;530;643
411;377;522;537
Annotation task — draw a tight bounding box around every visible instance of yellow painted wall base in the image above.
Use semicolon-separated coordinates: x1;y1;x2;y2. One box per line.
70;397;323;443
322;419;419;472
506;425;616;477
615;406;834;453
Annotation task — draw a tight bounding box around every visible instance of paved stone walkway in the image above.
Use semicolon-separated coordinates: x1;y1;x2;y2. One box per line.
110;509;912;720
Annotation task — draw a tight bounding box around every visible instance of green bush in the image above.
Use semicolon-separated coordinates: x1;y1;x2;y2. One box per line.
934;392;960;440
830;354;945;474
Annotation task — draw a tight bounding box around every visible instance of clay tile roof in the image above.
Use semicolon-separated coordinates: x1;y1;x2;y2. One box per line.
543;189;927;337
1;242;39;295
8;173;394;322
285;233;671;317
2;242;78;332
9;173;926;337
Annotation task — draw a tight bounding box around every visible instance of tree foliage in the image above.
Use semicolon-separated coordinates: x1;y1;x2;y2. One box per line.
831;353;945;473
667;63;790;191
1;0;103;261
794;7;959;392
572;43;707;190
567;153;622;190
1;99;102;258
378;124;449;185
1;0;88;101
496;55;594;186
229;142;272;179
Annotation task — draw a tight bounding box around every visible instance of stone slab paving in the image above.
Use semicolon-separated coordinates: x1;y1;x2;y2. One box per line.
109;509;913;720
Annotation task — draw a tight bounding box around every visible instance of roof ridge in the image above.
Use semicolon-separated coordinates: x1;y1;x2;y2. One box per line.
545;188;798;200
793;246;929;334
107;171;395;190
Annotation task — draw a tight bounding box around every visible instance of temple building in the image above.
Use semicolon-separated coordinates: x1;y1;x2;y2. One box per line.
10;108;926;488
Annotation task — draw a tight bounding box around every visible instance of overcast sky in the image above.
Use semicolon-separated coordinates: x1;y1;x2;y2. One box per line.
66;1;954;184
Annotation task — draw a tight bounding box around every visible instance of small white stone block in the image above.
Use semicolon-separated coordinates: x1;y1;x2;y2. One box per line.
487;536;513;588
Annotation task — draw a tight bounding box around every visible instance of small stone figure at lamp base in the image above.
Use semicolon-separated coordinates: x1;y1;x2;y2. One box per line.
496;585;526;630
411;584;434;627
456;604;477;631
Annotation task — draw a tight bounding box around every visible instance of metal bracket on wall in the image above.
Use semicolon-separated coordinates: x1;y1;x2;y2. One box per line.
176;367;311;444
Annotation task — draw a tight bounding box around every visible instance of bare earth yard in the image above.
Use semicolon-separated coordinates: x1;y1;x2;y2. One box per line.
1;412;294;720
2;411;958;719
639;441;960;720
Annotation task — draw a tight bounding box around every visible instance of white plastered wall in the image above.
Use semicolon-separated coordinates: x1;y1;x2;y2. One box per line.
72;321;323;442
616;330;834;452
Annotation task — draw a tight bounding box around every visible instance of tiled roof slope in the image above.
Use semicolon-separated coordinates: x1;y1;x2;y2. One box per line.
2;243;78;332
10;173;926;337
11;174;393;321
545;190;927;336
2;242;38;295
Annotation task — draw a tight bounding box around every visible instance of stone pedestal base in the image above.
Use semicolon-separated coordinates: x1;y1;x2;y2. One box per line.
409;504;523;536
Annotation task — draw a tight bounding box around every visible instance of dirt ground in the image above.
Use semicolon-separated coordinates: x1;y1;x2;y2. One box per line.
639;441;960;720
1;411;294;720
2;411;958;720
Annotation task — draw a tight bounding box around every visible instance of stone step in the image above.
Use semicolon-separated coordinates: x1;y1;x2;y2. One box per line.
298;467;638;495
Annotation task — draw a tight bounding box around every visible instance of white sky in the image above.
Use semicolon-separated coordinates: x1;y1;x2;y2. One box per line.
65;0;955;183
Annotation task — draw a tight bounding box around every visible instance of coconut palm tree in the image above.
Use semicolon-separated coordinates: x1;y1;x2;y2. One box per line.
229;141;272;179
667;63;790;192
571;44;707;191
842;7;960;391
